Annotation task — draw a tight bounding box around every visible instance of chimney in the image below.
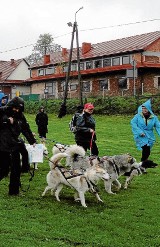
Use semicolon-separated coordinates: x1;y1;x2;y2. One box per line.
62;48;68;57
11;59;15;65
82;42;91;55
44;54;50;64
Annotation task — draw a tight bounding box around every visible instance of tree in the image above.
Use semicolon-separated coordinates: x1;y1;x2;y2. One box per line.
26;33;61;65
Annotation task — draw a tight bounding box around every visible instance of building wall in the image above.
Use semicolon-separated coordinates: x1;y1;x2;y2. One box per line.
7;61;30;80
28;38;160;98
31;82;45;98
12;85;31;98
147;39;160;52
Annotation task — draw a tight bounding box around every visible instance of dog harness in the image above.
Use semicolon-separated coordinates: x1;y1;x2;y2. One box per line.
56;166;98;193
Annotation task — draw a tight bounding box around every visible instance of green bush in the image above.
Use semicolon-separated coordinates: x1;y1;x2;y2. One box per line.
24;95;160;115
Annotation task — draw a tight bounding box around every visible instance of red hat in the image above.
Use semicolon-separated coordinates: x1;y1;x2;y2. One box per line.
84;103;94;109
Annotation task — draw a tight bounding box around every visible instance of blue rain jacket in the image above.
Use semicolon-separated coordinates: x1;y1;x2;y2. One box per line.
0;92;5;106
131;99;160;150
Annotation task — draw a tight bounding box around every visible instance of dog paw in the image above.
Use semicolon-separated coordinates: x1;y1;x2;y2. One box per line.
75;198;80;201
99;199;103;203
106;191;116;195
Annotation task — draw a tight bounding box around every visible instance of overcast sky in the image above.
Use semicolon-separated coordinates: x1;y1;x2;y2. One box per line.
0;0;159;61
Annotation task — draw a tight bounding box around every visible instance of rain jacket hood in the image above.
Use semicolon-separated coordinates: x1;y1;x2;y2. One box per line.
138;99;154;115
7;96;24;112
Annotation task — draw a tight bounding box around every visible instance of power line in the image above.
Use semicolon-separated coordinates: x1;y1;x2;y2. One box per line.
0;18;159;55
80;18;160;32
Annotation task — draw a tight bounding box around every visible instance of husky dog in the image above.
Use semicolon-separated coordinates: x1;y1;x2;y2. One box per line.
99;154;142;193
42;152;109;207
123;159;158;189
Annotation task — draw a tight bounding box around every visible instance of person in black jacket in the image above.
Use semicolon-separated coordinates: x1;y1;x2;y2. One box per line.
0;95;30;174
35;106;48;139
75;103;99;156
0;97;36;195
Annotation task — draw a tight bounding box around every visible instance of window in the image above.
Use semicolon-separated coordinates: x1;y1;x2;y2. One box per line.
99;79;109;91
118;77;127;89
60;81;65;91
69;83;78;91
86;61;93;69
47;83;53;94
103;58;111;67
112;57;120;66
154;76;160;89
94;60;102;68
45;67;55;75
80;63;84;70
71;63;77;71
82;81;90;92
38;69;44;76
63;66;68;72
122;56;130;64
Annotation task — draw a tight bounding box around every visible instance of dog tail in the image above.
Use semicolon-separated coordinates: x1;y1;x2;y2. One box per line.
66;144;85;157
49;153;68;169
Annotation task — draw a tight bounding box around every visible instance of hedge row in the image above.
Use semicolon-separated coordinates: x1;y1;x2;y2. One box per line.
24;95;160;115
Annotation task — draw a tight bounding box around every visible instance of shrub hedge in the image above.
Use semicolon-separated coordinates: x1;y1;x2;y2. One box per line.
24;95;160;115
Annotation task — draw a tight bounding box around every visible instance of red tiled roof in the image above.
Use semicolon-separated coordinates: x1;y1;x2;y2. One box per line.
30;31;160;67
0;59;23;82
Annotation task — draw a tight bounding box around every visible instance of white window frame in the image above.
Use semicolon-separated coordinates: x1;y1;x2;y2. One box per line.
99;79;110;91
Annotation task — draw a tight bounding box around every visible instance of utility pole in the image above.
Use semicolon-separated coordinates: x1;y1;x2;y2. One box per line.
58;7;83;118
131;59;137;96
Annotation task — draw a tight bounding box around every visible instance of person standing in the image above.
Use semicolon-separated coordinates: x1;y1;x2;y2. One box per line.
0;94;8;106
74;103;99;156
131;99;160;161
35;106;48;139
0;94;30;174
0;96;36;195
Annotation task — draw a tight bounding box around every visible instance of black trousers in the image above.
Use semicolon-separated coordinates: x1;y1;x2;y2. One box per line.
141;145;150;161
38;126;47;138
19;142;30;173
0;150;21;195
76;140;99;156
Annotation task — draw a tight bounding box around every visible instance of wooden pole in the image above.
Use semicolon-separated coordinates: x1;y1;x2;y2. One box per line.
75;21;83;106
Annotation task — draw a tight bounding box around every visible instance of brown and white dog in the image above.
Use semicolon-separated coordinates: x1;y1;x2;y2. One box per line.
42;152;110;207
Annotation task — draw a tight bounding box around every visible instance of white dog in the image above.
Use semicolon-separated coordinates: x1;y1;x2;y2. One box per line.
42;152;109;207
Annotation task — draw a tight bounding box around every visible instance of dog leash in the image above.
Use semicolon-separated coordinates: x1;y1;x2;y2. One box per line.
20;165;36;192
90;131;95;155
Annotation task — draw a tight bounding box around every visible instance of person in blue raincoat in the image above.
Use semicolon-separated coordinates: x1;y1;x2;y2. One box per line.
131;99;160;161
0;91;5;106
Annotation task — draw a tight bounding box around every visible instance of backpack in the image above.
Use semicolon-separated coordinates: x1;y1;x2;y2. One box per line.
69;113;80;133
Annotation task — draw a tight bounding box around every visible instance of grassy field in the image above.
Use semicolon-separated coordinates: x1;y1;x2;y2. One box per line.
0;114;160;247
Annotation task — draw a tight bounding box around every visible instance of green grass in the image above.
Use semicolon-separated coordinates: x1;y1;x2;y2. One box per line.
0;114;160;247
